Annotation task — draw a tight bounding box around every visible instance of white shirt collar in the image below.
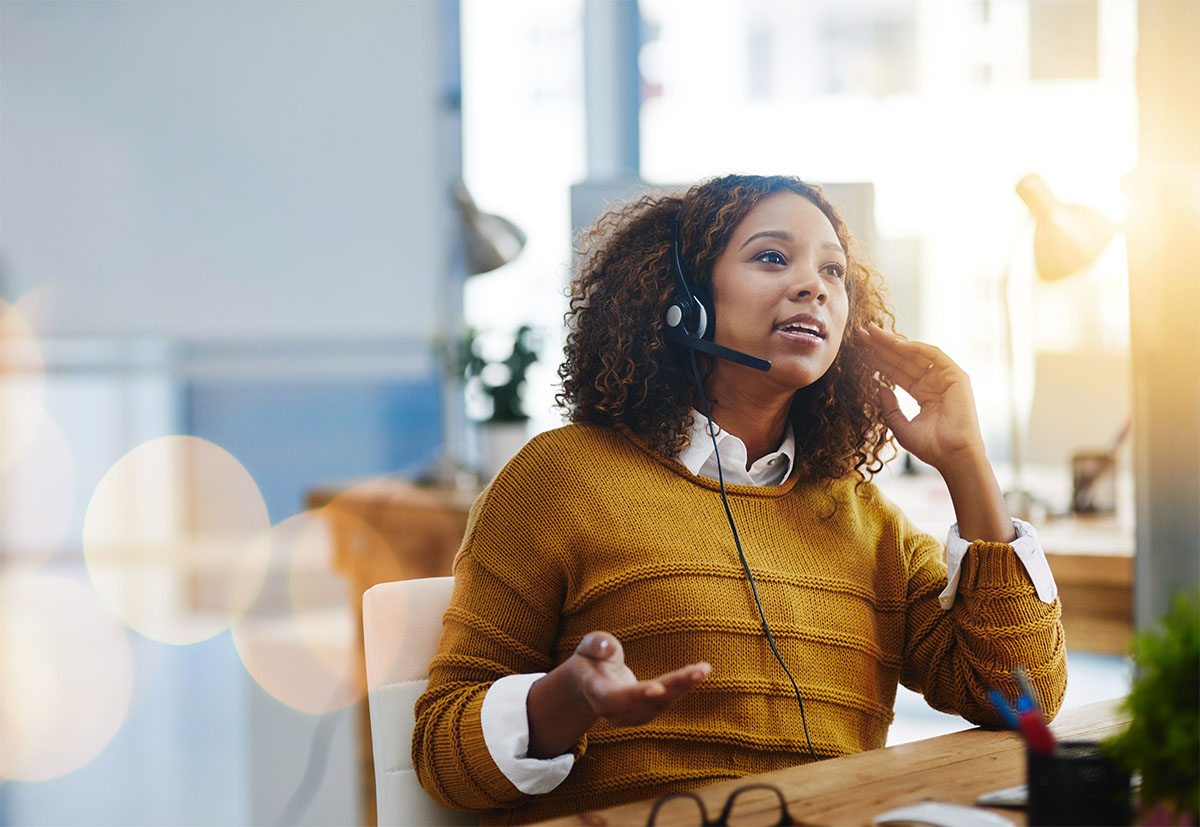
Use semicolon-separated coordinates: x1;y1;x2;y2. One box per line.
677;410;795;486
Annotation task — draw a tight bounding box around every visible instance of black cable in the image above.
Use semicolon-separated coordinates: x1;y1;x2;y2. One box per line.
689;350;819;762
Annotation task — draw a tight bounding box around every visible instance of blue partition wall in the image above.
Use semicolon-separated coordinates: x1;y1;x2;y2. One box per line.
186;373;444;523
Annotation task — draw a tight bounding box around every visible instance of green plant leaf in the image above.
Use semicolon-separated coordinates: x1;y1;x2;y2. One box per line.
1104;587;1200;820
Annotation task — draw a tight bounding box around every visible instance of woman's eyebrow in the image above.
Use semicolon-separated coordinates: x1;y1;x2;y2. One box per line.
739;230;846;258
739;229;792;249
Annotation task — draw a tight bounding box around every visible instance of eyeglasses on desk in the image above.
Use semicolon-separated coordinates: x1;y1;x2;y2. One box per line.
645;783;801;826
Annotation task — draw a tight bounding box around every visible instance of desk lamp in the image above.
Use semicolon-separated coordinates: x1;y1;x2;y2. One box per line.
1015;174;1117;283
1003;174;1118;517
453;182;527;276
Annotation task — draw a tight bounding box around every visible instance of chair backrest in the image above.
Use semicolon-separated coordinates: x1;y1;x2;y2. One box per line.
362;577;476;827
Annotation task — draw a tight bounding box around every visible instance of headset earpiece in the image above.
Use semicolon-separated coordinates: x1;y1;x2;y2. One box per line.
665;212;713;341
665;303;681;328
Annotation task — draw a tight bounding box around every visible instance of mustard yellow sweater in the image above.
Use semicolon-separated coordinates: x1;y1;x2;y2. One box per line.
413;424;1066;825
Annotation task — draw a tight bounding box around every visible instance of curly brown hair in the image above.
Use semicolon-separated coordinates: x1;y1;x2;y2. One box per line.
557;174;897;483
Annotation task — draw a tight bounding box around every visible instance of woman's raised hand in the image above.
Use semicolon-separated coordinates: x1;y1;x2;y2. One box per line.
859;324;987;474
859;323;1016;544
570;632;711;727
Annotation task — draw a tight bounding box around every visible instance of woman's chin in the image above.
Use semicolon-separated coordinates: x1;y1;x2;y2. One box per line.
762;357;835;392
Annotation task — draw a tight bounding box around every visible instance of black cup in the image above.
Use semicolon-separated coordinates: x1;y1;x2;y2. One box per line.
1027;740;1132;826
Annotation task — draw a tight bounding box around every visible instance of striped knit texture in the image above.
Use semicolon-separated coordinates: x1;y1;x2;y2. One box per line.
412;424;1067;825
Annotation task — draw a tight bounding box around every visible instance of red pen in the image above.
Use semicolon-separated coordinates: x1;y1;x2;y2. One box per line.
1018;707;1057;754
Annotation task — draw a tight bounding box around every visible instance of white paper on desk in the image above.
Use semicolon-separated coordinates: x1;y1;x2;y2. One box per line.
873;800;1015;827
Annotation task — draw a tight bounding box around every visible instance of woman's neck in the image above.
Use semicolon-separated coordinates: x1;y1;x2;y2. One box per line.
700;376;792;467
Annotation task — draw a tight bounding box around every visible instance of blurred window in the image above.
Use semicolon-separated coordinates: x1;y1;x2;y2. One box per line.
460;0;586;435
461;0;1138;458
1030;0;1100;81
638;0;1137;457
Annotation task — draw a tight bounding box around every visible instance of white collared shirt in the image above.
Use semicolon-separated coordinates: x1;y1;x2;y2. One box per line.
676;410;795;486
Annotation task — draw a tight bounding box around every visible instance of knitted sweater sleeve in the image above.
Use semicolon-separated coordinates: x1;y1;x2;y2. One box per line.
898;517;1067;726
411;466;576;812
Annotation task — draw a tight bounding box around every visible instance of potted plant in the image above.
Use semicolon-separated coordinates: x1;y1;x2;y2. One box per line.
1105;588;1200;825
463;325;539;478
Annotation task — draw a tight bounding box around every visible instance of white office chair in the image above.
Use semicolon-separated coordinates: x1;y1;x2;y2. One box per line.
362;577;477;827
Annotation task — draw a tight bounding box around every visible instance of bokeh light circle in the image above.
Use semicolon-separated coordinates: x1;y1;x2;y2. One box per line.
231;510;377;715
83;436;271;645
0;571;134;782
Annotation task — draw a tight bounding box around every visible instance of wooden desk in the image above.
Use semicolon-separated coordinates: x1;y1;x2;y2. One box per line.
535;699;1130;826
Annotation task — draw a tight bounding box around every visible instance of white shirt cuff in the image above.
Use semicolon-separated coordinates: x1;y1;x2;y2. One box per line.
480;672;576;795
938;518;1059;610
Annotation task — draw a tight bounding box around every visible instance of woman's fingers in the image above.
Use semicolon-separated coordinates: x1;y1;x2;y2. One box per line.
581;656;712;726
862;326;971;397
861;330;928;387
653;661;712;695
614;661;710;706
863;322;941;359
862;324;946;378
613;663;711;725
877;384;908;430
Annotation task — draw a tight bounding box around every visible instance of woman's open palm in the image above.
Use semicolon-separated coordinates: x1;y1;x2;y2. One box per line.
570;632;710;727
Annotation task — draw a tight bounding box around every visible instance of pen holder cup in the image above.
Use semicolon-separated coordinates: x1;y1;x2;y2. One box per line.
1027;740;1132;826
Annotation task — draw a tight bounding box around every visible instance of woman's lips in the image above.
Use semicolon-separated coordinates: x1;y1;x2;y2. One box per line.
773;314;827;342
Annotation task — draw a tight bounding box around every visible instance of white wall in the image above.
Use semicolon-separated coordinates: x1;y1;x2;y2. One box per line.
1;0;446;342
0;4;452;824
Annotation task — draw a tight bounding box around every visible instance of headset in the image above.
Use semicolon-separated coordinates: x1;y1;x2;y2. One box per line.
663;213;772;372
666;209;819;762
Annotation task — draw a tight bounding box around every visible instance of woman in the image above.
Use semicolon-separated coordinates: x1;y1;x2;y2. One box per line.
413;174;1065;825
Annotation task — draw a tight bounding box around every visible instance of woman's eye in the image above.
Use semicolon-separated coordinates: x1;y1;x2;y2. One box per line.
823;263;846;279
754;250;787;265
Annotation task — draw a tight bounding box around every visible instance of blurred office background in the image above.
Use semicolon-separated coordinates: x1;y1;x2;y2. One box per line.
1;1;1195;824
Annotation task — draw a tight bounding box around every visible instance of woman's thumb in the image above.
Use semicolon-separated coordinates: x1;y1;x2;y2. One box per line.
576;631;623;662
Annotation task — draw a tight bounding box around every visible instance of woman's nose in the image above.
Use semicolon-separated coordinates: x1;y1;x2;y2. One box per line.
792;268;827;304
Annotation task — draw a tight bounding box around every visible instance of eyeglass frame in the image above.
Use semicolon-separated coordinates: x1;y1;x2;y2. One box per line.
645;783;799;826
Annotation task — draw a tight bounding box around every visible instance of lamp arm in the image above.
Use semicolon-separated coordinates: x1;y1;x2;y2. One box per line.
999;245;1024;498
998;219;1049;520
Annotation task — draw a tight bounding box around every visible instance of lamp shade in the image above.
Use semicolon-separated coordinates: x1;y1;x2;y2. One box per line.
453;183;527;276
1016;174;1117;282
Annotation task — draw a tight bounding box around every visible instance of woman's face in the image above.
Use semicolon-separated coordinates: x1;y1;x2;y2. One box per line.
708;191;850;395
